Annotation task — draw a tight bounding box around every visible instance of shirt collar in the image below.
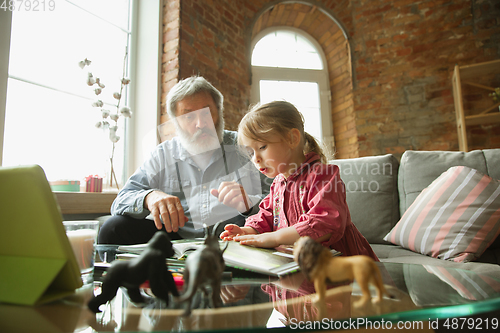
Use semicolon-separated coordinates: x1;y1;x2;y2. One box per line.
287;152;321;180
275;152;321;183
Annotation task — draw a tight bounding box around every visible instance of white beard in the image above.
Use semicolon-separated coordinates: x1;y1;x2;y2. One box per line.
176;119;224;156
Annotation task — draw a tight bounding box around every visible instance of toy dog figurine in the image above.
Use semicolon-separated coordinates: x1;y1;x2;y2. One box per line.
88;231;179;313
294;236;392;310
176;222;228;316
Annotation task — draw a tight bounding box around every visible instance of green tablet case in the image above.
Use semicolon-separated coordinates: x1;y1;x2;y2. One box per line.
0;164;83;305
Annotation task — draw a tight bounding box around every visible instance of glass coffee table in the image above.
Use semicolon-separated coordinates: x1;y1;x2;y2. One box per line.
1;261;499;332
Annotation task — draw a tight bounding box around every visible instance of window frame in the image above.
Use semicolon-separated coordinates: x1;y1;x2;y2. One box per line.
0;9;12;167
126;0;162;178
0;0;162;182
250;27;333;145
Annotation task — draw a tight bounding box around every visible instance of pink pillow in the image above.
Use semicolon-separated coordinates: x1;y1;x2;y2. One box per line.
423;265;500;300
384;166;500;262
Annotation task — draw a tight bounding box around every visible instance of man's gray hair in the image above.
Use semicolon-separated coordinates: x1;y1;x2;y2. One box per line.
166;76;224;118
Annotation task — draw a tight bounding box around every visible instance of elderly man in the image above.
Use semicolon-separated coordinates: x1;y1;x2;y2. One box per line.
98;76;269;245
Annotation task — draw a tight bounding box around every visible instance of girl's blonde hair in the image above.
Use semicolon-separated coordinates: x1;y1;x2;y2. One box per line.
238;101;328;163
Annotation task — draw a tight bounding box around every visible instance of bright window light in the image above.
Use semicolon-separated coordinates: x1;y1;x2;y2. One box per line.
251;29;331;145
260;80;322;139
252;30;323;70
3;0;131;182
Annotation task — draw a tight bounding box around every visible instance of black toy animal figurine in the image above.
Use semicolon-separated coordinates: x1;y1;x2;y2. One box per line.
88;231;179;313
176;222;228;316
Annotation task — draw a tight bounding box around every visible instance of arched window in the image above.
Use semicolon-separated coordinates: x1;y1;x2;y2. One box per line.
251;28;333;147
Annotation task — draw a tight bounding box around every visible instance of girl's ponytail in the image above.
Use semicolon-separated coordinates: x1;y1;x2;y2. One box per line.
304;132;327;163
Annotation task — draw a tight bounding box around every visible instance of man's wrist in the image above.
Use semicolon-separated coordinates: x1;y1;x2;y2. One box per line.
143;189;156;209
241;207;252;215
239;204;255;217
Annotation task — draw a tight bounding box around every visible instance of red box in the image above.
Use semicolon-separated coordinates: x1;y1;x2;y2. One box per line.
85;176;103;192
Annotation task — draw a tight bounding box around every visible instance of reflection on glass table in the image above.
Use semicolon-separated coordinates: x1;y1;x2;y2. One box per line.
1;262;499;332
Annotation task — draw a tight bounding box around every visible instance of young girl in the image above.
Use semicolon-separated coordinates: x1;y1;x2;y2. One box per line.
219;101;378;260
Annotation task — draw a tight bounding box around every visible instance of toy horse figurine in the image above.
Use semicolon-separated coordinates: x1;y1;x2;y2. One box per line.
88;231;179;313
294;236;393;316
176;222;228;316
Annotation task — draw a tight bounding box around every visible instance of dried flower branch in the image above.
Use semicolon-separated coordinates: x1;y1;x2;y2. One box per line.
79;50;132;189
489;88;500;102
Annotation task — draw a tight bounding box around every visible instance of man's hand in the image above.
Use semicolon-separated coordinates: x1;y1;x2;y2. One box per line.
211;181;251;213
144;190;188;232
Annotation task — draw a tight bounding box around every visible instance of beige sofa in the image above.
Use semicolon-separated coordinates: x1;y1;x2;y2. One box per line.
332;149;500;279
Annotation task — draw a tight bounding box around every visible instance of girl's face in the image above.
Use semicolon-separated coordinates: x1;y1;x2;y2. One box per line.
240;133;297;178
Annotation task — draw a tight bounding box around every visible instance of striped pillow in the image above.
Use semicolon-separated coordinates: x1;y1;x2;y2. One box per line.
423;265;500;300
384;166;500;262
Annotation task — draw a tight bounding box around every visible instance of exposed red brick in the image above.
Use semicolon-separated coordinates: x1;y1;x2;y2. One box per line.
159;0;499;159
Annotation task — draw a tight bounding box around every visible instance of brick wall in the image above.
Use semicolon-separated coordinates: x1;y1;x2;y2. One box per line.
161;0;180;126
351;0;500;157
162;0;252;130
161;0;500;159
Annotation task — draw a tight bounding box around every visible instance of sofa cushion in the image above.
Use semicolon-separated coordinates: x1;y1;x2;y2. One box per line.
331;154;399;244
483;149;500;180
403;264;500;306
398;150;495;215
384;166;500;263
398;149;500;255
373;245;500;278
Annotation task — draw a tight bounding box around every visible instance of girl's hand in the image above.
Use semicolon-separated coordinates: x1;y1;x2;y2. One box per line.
220;285;250;304
234;232;279;248
220;224;243;240
219;224;255;240
234;227;301;248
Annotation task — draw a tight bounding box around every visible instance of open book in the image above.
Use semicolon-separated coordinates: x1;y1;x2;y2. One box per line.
118;240;341;277
223;241;341;277
118;238;207;259
223;241;299;276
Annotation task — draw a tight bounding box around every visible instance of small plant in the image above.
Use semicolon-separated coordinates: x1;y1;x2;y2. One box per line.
78;51;132;189
489;87;500;103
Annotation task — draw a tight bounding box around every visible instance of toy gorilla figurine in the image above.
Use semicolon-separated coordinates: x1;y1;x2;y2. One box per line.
88;231;179;313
